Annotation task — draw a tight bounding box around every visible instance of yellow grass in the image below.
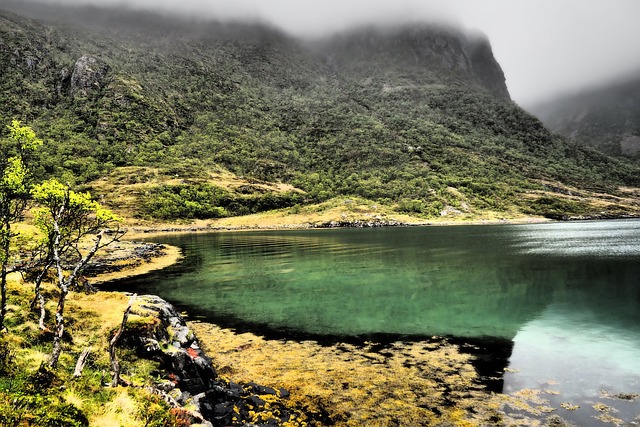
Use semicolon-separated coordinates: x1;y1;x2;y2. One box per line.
89;389;140;427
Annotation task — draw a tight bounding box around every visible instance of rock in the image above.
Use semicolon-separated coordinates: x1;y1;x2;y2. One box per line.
278;388;290;399
70;54;109;98
312;219;408;228
84;242;167;276
121;294;309;426
245;382;279;396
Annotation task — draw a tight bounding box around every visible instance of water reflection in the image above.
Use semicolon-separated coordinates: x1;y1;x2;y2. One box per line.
106;220;640;425
503;252;640;425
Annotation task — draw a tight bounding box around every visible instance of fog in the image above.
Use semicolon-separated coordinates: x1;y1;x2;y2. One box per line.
4;0;640;107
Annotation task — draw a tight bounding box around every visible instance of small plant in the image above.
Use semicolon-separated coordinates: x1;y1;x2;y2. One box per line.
0;336;15;376
26;363;59;392
131;388;176;427
0;391;89;427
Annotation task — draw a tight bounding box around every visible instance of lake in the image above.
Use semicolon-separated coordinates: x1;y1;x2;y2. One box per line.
107;220;640;425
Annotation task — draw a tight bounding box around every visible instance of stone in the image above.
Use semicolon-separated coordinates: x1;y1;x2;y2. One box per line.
121;294;313;426
70;54;109;98
245;382;278;396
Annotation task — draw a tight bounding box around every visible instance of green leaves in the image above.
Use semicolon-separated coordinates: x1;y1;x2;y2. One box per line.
140;182;304;220
7;120;43;151
0;157;28;195
0;120;44;330
31;179;122;234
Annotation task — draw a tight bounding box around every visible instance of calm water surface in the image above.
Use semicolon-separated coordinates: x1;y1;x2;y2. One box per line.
110;220;640;424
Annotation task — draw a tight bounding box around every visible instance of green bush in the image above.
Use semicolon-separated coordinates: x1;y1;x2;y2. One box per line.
140;183;304;220
523;197;586;219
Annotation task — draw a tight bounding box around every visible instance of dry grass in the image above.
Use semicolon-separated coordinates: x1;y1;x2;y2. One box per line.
528;180;640;214
88;389;140;427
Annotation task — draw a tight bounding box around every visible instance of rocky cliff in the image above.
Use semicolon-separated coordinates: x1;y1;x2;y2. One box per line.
316;24;510;100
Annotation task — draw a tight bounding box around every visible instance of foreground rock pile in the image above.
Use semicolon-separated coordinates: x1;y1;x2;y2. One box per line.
121;295;320;427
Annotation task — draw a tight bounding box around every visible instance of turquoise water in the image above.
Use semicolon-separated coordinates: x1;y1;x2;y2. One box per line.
110;220;640;424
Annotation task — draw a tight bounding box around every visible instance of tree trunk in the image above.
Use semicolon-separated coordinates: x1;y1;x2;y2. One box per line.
109;294;136;387
0;264;7;332
0;226;11;332
73;347;92;378
31;261;52;331
49;285;68;369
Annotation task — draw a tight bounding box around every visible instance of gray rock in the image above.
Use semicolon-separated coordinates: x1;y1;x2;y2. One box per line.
70;54;109;98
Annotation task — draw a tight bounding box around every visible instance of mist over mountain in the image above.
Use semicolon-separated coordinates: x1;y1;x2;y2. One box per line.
529;73;640;160
1;3;639;220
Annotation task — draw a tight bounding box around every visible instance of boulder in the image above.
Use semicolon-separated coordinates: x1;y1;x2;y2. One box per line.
70;54;109;98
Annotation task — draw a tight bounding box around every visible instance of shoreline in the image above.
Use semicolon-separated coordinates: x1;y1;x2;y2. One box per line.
121;215;553;240
90;216;640;426
89;240;183;284
87;234;508;425
119;212;640;241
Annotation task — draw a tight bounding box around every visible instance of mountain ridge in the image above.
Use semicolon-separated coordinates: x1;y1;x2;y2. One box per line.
529;73;640;159
1;3;639;221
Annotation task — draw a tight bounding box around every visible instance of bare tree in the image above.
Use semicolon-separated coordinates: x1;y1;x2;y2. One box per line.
109;293;136;387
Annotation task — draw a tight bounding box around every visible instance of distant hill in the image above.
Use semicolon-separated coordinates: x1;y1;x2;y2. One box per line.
529;74;640;160
1;2;639;220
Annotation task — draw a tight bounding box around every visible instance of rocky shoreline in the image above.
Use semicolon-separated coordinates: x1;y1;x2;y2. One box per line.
88;240;497;425
122;294;322;427
92;216;640;426
84;242;168;276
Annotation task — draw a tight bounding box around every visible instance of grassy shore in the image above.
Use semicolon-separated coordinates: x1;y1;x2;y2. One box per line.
120;196;552;240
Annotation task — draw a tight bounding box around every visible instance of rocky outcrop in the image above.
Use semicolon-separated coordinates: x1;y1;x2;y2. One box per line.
466;33;510;101
311;219;410;228
123;295;316;426
70;54;109;98
84;242;167;277
320;24;510;101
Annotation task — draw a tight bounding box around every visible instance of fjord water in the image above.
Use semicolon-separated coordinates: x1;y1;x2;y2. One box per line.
111;220;640;422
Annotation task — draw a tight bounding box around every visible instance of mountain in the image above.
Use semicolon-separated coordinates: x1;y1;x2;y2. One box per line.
529;74;640;160
1;2;639;221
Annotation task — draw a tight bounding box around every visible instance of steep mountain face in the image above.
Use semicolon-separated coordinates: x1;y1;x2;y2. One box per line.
1;3;639;220
529;75;640;160
314;25;510;101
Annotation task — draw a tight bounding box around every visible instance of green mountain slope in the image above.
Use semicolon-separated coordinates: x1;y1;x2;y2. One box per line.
529;75;640;160
1;3;639;221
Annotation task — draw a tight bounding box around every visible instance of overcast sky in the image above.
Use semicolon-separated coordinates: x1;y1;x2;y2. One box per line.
11;0;640;107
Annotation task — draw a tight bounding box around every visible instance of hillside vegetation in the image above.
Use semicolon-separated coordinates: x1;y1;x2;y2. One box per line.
1;3;639;221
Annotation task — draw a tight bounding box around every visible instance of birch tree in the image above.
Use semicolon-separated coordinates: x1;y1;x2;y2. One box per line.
0;120;42;331
31;179;123;368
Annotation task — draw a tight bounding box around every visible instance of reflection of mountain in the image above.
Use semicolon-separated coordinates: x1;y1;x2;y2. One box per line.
505;292;640;425
106;223;640;342
104;222;640;403
106;228;556;340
